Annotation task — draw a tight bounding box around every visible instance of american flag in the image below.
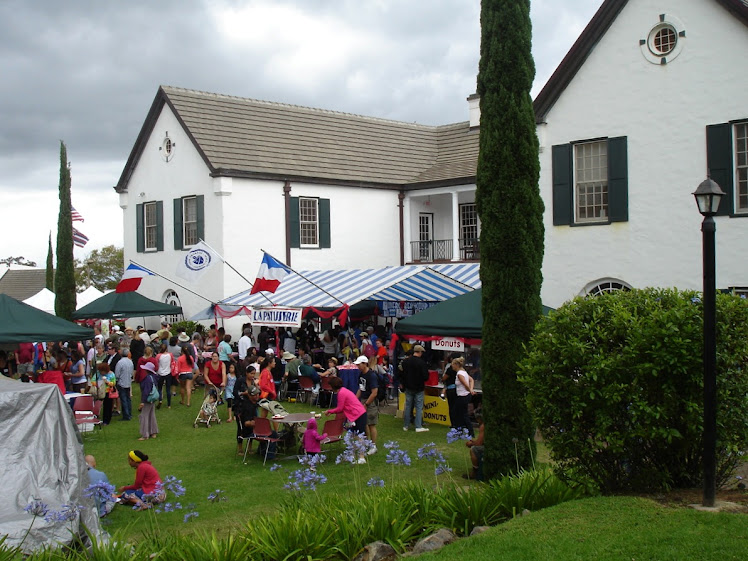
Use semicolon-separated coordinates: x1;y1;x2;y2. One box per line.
72;228;89;248
71;206;84;222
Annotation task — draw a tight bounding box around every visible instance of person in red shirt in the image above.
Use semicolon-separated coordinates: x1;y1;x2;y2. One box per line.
118;450;163;510
135;346;158;384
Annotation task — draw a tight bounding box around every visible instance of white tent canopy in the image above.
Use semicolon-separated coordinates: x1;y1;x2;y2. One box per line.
22;288;56;315
77;286;106;308
22;286;110;316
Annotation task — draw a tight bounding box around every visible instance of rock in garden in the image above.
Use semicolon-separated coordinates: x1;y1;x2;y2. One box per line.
470;525;491;536
353;541;397;561
411;528;457;554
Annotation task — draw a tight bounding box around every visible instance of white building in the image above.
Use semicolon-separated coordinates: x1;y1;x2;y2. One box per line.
116;0;748;322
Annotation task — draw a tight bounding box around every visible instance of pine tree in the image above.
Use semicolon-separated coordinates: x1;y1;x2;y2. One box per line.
46;232;54;291
475;0;544;478
54;141;77;319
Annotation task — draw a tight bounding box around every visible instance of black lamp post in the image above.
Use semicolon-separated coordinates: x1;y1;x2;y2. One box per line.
692;177;725;508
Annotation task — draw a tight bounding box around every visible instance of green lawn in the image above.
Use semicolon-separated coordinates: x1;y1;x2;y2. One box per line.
422;496;748;561
84;388;495;539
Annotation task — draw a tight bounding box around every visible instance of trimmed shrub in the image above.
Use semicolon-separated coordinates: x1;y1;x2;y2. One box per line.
519;288;748;493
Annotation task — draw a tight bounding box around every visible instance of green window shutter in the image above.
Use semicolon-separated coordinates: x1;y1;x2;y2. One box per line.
290;197;300;248
136;204;145;253
552;144;572;225
196;195;205;241
319;198;330;248
706;123;733;217
607;136;628;223
173;198;183;250
156;201;164;251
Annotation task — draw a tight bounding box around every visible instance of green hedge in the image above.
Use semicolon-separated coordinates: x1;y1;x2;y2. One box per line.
519;288;748;493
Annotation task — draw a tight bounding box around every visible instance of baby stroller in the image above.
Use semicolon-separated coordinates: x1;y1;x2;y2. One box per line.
193;387;222;428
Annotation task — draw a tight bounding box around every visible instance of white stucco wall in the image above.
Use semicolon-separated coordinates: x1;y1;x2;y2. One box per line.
120;106;223;329
538;0;748;308
120;105;403;327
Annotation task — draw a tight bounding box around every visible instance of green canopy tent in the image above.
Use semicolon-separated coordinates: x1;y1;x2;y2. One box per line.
72;291;182;320
394;288;553;340
0;294;94;343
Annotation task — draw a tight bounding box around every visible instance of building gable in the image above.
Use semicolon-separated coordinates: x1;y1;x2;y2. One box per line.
533;0;748;124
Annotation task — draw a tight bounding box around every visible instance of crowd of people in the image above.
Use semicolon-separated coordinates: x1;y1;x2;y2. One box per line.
3;318;483;515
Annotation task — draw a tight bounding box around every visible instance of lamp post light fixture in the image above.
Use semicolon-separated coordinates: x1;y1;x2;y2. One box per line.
692;177;725;508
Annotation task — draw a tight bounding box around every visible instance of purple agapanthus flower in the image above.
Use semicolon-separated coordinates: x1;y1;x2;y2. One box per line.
269;463;283;472
46;503;85;522
384;441;412;466
367;478;385;487
284;468;327;492
207;490;227;502
24;500;49;518
183;511;199;523
83;481;116;504
446;427;471;444
162;476;186;497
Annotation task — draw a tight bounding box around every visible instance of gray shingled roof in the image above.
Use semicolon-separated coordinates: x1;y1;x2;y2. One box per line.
0;269;49;301
118;86;478;190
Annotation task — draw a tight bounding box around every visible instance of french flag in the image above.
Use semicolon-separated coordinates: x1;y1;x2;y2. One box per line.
116;263;155;293
250;253;291;295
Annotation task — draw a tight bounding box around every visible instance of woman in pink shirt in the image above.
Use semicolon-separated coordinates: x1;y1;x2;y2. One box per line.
325;377;367;435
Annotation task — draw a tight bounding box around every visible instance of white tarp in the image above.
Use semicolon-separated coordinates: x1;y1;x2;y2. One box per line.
0;377;103;553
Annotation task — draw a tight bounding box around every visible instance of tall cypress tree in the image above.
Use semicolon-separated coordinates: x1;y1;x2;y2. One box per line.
46;232;54;291
475;0;544;478
54;141;77;319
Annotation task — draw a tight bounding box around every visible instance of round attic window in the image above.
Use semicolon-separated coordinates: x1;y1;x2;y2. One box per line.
160;133;175;162
649;24;677;56
640;14;685;65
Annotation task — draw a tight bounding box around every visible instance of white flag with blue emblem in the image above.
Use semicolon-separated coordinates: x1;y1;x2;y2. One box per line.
175;241;220;283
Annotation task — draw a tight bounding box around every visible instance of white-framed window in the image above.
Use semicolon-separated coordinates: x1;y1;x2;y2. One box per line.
144;202;158;251
582;278;633;297
736;122;748;213
183;196;198;247
162;290;183;325
574;140;608;223
460;203;479;242
299;197;319;247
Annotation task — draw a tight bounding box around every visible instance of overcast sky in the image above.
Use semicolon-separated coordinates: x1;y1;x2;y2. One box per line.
0;0;603;268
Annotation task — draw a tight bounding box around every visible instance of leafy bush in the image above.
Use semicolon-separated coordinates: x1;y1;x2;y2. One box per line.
519;288;748;493
169;320;201;337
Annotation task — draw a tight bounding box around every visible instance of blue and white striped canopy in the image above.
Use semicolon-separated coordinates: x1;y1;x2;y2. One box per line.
220;264;481;309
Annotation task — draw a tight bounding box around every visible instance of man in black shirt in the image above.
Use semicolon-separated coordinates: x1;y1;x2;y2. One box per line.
400;344;429;432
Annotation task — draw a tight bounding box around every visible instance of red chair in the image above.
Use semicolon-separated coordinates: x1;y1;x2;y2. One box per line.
243;416;282;465
73;395;103;432
297;376;315;404
318;376;334;407
321;415;346;450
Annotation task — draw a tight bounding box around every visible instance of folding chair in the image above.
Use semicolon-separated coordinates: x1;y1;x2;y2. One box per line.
73;395;103;432
244;417;282;465
297;376;315;405
321;415;346;450
318;377;334;408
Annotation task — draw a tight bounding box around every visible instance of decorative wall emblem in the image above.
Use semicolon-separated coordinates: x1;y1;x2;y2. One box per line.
640;14;686;65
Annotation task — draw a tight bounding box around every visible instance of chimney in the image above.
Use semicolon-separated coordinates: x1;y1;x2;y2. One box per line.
467;93;480;129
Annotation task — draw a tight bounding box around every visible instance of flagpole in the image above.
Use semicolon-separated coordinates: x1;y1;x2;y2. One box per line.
130;260;215;304
260;248;347;306
199;239;276;306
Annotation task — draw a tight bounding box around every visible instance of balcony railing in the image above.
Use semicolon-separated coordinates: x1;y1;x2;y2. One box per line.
409;239;480;262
